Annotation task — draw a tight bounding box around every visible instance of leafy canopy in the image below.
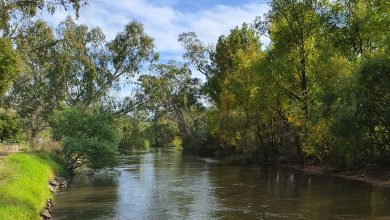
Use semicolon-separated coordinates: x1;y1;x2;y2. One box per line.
51;106;120;171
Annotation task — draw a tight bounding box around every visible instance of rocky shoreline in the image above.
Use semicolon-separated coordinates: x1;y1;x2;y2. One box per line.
40;177;69;220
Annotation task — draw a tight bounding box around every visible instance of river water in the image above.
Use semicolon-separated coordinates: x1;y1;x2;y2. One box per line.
52;149;390;220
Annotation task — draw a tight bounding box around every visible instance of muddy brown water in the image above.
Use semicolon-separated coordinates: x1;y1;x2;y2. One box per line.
52;149;390;220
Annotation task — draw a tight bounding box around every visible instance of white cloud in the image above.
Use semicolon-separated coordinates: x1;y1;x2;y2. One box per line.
38;0;270;97
41;0;270;57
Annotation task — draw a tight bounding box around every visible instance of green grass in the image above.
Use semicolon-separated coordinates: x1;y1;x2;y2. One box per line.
0;152;66;220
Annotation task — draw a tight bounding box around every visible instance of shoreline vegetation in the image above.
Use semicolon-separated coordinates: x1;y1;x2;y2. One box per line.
0;152;67;220
212;152;390;187
0;0;389;218
278;163;390;187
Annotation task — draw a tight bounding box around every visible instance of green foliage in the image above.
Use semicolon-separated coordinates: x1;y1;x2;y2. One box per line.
0;109;21;142
136;61;206;150
0;0;387;174
50;106;120;171
145;119;180;148
7;21;59;141
178;0;390;168
0;38;19;96
0;152;66;220
0;0;88;37
116;115;150;152
356;56;390;145
171;136;182;149
327;0;390;57
5;17;156;142
332;55;390;166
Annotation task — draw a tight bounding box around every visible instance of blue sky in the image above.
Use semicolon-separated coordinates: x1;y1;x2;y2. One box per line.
39;0;270;96
42;0;269;61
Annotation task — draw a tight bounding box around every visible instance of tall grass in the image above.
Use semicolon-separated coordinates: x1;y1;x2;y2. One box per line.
0;152;66;220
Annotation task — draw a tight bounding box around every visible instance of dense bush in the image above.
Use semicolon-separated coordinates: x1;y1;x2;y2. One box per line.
50;106;120;171
0;109;21;142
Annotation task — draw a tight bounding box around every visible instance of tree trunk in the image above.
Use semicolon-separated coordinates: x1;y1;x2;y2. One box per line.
29;128;39;150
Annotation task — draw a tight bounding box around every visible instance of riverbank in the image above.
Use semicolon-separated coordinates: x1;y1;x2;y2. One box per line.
283;164;390;187
0;152;67;220
209;150;390;187
211;151;390;187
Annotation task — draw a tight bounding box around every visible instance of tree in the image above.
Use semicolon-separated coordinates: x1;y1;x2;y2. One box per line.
356;56;390;151
178;32;212;78
116;114;151;152
55;17;158;110
0;0;88;37
263;0;339;163
327;0;390;58
51;106;120;172
332;55;390;166
144;118;179;148
213;24;263;108
7;17;157;143
0;38;19;97
6;20;59;143
138;61;203;135
0;109;21;142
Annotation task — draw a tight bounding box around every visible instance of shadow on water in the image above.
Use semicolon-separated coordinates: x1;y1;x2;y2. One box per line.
52;148;390;220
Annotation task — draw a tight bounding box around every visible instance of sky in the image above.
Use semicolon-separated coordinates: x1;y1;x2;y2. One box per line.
39;0;270;96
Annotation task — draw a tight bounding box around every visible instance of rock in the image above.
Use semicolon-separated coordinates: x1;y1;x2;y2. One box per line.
48;184;58;194
46;199;55;208
49;180;58;186
40;209;51;219
41;177;70;219
55;177;68;188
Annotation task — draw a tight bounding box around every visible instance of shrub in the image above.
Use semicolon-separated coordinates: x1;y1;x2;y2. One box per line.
50;106;120;171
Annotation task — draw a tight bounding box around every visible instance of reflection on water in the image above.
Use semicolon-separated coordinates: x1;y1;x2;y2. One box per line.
53;149;390;220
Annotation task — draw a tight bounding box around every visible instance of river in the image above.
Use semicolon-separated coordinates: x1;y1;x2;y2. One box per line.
52;149;390;220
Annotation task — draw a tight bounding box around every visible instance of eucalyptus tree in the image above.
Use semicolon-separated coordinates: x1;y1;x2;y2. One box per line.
7;17;157;142
137;61;203;136
178;32;212;78
7;20;59;141
54;17;157;108
0;38;19;97
0;0;88;37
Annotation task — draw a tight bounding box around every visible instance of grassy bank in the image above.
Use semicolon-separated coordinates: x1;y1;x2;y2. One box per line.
0;152;66;220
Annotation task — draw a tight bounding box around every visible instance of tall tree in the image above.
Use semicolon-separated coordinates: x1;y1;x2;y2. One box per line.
0;0;88;37
327;0;390;58
137;61;203;135
55;17;158;109
0;37;19;97
7;17;157;143
264;0;334;163
7;20;59;142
